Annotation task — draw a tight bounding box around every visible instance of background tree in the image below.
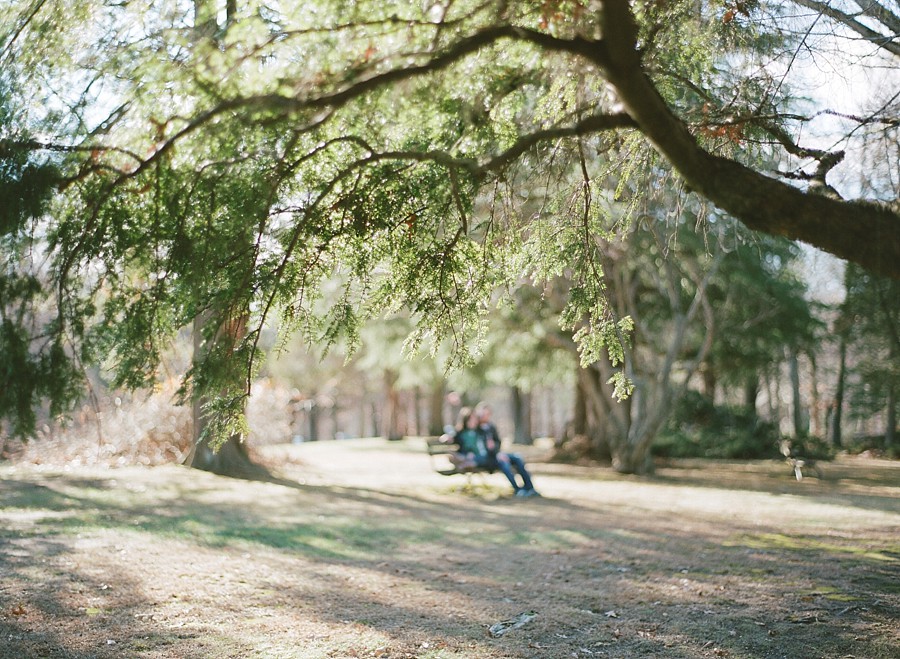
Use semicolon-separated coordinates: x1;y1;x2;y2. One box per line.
561;208;723;474
839;264;900;450
700;236;822;416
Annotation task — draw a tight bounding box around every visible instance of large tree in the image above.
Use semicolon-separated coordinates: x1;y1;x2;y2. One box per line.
1;0;897;456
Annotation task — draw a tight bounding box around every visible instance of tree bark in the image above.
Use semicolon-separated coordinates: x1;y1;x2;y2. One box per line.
608;433;656;475
744;376;759;415
187;425;259;477
186;315;264;478
809;354;821;437
308;400;320;441
370;399;380;438
184;2;264;479
411;386;422;437
830;339;845;447
428;378;445;435
572;371;588;438
789;351;807;437
511;385;533;445
702;363;717;402
383;369;403;441
886;384;896;450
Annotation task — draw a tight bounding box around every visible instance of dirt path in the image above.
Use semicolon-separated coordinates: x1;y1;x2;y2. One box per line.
1;438;898;658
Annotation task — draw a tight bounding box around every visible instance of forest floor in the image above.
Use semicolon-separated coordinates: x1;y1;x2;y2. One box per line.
1;438;898;659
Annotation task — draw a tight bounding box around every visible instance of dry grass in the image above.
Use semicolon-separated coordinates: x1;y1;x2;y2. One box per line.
1;438;898;658
2;379;294;468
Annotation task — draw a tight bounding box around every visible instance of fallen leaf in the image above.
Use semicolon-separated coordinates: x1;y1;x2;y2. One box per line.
11;605;26;616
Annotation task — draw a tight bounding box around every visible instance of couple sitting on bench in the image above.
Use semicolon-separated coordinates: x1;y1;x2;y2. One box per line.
443;403;540;498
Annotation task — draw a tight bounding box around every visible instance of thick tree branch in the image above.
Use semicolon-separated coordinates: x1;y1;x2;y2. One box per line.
249;25;604;116
594;0;900;279
478;112;636;174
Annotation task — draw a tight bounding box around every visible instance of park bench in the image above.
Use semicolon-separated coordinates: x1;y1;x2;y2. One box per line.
426;437;496;479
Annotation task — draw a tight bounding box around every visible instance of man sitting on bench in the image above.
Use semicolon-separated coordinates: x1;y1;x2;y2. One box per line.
475;402;540;498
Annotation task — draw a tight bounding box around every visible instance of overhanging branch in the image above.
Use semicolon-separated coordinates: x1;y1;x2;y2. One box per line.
595;0;900;279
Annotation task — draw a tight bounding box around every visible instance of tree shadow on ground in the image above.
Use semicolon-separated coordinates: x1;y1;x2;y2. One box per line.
1;462;898;658
0;530;208;659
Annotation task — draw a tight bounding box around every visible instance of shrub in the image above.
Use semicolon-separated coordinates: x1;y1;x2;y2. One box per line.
655;390;781;459
785;435;837;461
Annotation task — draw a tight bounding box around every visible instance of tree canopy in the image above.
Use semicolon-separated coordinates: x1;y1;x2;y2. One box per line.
1;0;897;442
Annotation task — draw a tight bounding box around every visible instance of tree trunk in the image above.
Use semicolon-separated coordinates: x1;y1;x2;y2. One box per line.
767;366;784;434
789;351;807;437
331;401;340;439
605;388;670;476
511;385;533;445
579;364;620;460
831;336;847;448
370;399;380;438
186;314;264;478
702;362;717;401
608;435;656;475
184;0;263;480
572;372;588;437
887;384;896;450
744;376;759;415
411;386;422;436
545;386;558;440
580;362;650;468
383;369;403;441
809;354;821;437
187;424;258;477
427;378;445;435
308;400;319;441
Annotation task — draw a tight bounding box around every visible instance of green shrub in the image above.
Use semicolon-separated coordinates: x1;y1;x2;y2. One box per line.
655;391;780;459
786;435;837;461
843;434;898;458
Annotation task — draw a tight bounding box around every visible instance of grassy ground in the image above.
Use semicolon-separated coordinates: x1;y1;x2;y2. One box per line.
1;438;898;658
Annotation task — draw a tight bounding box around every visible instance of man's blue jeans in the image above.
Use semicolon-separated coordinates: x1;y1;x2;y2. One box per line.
487;452;534;492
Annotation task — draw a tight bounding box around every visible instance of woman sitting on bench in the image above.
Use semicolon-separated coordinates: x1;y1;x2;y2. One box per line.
444;407;486;471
